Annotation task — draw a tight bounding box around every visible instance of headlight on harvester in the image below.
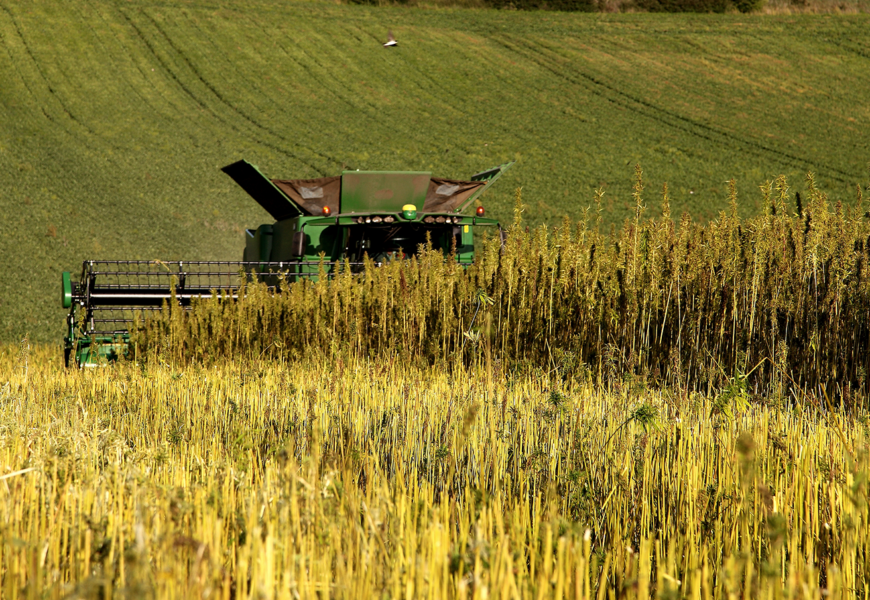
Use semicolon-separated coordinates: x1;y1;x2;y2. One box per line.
372;216;382;224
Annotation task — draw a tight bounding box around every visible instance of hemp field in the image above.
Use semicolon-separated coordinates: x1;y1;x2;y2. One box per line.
1;0;869;342
1;346;868;598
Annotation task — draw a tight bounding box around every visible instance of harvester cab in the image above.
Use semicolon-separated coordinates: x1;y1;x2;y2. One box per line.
61;160;513;366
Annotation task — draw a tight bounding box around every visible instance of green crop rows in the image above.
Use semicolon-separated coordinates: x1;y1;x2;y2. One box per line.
1;0;869;342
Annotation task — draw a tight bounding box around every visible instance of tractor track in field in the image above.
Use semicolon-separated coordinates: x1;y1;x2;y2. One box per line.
246;17;518;171
174;11;361;142
291;22;500;164
146;9;344;174
811;30;870;62
330;22;503;155
367;28;472;120
335;24;551;163
491;33;856;186
122;7;334;176
92;4;199;132
0;8;49;124
255;18;423;148
199;12;367;125
214;14;409;171
0;2;115;148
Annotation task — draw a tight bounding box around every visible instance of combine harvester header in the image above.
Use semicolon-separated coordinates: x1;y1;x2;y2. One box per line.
61;160;513;366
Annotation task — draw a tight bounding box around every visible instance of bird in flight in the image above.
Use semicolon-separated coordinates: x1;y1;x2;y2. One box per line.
383;31;397;47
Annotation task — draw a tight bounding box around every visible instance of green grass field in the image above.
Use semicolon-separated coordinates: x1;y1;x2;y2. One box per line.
1;0;869;343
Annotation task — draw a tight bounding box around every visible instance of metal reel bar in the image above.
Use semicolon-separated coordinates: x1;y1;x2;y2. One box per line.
69;260;366;335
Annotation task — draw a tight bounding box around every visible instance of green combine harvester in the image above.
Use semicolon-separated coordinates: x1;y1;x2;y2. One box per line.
61;160;513;366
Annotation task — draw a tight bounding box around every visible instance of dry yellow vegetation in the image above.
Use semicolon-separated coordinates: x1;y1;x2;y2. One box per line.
1;343;867;598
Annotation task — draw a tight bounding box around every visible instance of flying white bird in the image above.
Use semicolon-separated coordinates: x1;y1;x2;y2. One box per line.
383;31;397;47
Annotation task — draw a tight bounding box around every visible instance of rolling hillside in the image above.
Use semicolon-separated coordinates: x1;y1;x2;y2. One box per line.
1;0;869;343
